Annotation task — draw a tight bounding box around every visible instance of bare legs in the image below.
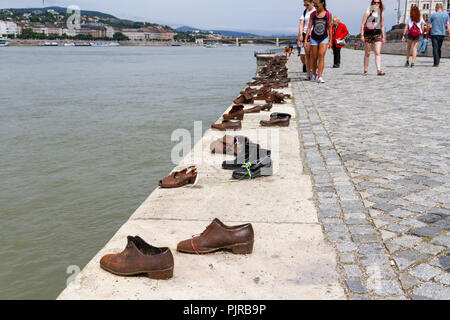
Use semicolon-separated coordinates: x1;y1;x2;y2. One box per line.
406;40;419;63
311;43;328;78
311;45;319;77
317;43;327;78
374;42;382;72
364;42;372;73
364;41;383;74
304;42;312;76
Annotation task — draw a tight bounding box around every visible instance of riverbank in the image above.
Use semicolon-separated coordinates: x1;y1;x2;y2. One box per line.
8;39;199;47
57;55;345;300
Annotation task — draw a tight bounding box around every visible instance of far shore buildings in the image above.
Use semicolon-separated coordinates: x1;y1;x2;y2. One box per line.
0;19;174;41
121;27;175;41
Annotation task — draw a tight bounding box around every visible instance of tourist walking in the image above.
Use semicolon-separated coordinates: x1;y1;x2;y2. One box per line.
331;16;349;68
360;0;386;76
429;3;450;67
298;0;316;78
305;0;333;83
402;5;426;67
417;14;431;54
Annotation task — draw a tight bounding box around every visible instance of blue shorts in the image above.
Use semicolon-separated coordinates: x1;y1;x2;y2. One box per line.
310;37;329;46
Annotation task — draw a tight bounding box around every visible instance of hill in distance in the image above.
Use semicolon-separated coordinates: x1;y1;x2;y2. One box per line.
2;6;118;19
176;26;260;38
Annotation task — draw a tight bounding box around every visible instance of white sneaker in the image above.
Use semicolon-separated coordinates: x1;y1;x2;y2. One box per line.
317;77;325;83
306;74;311;80
311;74;316;81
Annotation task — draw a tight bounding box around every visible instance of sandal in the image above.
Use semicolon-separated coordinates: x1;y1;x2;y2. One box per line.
377;70;386;76
159;166;198;188
363;70;368;76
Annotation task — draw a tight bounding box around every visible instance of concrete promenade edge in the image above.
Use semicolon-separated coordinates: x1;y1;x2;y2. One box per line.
57;57;346;300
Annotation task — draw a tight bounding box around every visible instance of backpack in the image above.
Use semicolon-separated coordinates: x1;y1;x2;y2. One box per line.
408;21;421;38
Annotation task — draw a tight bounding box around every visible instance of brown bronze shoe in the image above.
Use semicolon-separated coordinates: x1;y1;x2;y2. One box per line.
223;105;244;120
211;120;242;131
159;166;198;188
177;218;254;255
260;116;290;127
100;236;174;279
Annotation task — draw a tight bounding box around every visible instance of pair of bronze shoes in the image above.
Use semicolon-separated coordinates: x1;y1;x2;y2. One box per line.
159;166;198;188
260;112;291;127
100;218;254;280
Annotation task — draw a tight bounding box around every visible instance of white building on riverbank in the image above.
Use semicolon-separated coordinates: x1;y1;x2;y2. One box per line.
0;21;18;37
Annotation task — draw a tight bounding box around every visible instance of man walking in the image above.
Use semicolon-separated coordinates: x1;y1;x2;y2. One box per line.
429;3;450;67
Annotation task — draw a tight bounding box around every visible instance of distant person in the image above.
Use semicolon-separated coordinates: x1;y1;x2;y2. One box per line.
429;3;450;67
305;0;333;83
417;14;431;54
331;16;349;68
402;5;426;67
288;45;293;57
360;0;386;76
298;0;316;78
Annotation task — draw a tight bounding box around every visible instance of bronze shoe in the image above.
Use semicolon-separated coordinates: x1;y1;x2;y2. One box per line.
100;236;174;279
177;218;254;255
159;166;198;188
260;116;290;127
223;105;244;120
211;120;242;131
243;103;272;114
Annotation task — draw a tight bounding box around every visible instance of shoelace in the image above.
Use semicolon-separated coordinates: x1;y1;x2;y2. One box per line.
190;222;213;255
241;162;253;180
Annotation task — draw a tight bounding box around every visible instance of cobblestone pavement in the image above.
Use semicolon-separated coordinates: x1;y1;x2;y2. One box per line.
288;49;449;300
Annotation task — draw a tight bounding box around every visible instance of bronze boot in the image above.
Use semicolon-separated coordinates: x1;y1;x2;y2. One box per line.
100;236;174;279
177;218;254;255
223;105;244;120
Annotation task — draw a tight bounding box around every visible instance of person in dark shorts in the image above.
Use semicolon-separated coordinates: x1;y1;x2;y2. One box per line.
360;0;386;76
402;5;426;67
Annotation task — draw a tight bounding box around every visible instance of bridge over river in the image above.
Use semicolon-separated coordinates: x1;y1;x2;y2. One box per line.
202;37;297;47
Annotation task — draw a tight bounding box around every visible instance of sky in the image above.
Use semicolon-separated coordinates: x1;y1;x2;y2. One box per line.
1;0;408;35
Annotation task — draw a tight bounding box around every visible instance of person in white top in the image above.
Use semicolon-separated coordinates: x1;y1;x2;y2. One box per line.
297;0;316;80
402;5;426;67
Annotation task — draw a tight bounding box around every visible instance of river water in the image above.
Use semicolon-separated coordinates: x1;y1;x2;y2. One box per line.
0;45;272;299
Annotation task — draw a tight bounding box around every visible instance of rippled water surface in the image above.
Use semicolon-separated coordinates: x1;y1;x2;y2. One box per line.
0;45;271;299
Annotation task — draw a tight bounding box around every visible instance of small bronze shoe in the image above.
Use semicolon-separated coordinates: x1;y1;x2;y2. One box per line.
159;166;198;188
223;105;244;120
100;236;174;279
211;120;242;131
177;218;254;255
260;114;290;127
